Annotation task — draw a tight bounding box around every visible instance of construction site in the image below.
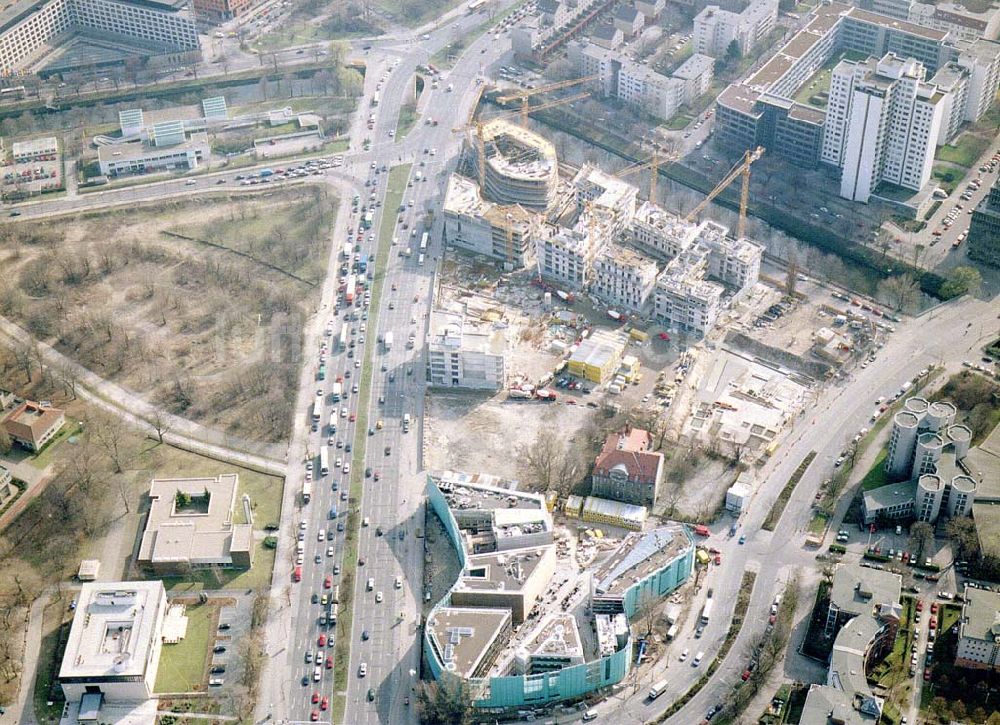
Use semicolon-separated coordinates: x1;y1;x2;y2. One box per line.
424;78;900;523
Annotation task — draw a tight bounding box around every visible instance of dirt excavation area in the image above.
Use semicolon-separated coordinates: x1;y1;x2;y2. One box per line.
0;185;337;442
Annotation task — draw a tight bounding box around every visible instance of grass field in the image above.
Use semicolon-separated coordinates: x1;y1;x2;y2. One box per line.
331;163;410;725
936;134;992;168
154;602;215;693
396;102;419;140
860;449;889;490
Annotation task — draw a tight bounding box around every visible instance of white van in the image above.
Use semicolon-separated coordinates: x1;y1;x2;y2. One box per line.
418;253;425;266
693;651;704;667
665;624;678;641
367;577;375;591
582;711;598;722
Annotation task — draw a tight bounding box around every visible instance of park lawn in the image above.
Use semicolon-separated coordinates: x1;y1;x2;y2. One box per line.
861;449;889;490
664;114;692;131
397;103;419;140
808;511;829;535
154;602;215;693
937;134;991;168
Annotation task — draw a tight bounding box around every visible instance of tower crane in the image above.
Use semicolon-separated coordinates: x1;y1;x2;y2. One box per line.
685;146;764;240
496;74;600;124
615;148;678;202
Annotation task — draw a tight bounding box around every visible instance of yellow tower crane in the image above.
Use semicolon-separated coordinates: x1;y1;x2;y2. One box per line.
685;146;764;240
615;148;678;202
496;74;600;124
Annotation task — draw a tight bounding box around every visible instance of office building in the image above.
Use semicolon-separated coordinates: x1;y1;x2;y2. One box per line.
474;118;558;212
0;0;199;76
58;581;167;721
137;473;254;573
97;132;209;177
1;397;64;452
443;173;541;269
591;243;659;312
715;2;1000;172
591;427;664;507
424;468;694;711
861;396;978;524
800;563;901;725
693;0;778;57
955;586;1000;671
824;53;945;202
612;4;644;37
969;176;1000;267
427;307;507;390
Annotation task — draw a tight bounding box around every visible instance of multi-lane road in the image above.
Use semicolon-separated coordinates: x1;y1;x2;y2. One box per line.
256;7;521;725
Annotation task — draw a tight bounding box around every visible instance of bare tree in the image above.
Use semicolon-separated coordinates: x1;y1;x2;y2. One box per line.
518;429;581;495
90;414;133;475
785;252;798;298
13;340;33;383
150;409;170;444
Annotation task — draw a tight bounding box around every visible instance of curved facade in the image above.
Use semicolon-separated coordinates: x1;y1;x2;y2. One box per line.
886;410;921;480
424;473;694;711
925;400;957;431
476;119;558;211
915;431;945;476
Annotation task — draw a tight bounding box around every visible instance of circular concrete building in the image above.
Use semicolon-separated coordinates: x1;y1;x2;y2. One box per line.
925;400;957;431
476;119;558;212
886;410;921;480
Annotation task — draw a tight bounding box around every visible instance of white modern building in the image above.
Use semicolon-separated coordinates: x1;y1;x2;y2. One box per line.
571;42;715;120
591;243;659;312
427;308;507;390
443;173;541;269
0;0;199;75
59;581;167;719
955;586;1000;671
97;132;209;177
654;246;724;335
693;0;779;58
571;164;639;235
909;2;1000;43
824;53;946;203
536;224;604;290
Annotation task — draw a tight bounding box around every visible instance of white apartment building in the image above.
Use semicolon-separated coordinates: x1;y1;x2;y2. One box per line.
59;581;167;704
930;61;971;143
591;243;659;312
956;587;1000;671
958;39;1000;122
571;164;639;235
536;224;604;290
654;247;724;335
572;42;714;120
0;0;198;75
693;0;778;58
701;221;763;295
629;200;700;259
427;308;507;390
824;53;945;203
909;2;1000;44
617;61;687;119
443;173;541;269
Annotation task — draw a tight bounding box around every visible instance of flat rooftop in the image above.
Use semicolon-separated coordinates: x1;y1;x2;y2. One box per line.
58;581;165;681
98;133;208;164
427;606;511;678
845;6;949;41
525;613;583;658
434;474;543;513
459;548;551;593
830;562;901;615
429;307;507;356
592;524;691;597
960;586;1000;643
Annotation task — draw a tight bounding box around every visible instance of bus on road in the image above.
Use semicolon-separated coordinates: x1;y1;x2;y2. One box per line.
319;446;329;477
419;232;429;252
312;399;322;423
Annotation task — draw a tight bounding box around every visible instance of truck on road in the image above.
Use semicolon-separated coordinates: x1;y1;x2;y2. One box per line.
700;598;713;625
384;331;393;351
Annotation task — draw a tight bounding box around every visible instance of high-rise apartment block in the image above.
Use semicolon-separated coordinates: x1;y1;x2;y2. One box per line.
824;53;945;202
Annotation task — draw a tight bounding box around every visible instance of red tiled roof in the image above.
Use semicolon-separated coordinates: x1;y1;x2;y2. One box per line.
594;428;661;482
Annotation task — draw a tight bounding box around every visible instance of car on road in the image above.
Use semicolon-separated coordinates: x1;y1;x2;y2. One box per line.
311;593;319;604
359;663;367;677
317;634;326;647
325;655;333;669
324;575;332;589
739;535;746;544
367;688;376;702
375;591;383;603
213;646;226;654
362;630;369;640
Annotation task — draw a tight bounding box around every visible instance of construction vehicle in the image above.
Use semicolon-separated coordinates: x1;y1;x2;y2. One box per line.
685;146;764;240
